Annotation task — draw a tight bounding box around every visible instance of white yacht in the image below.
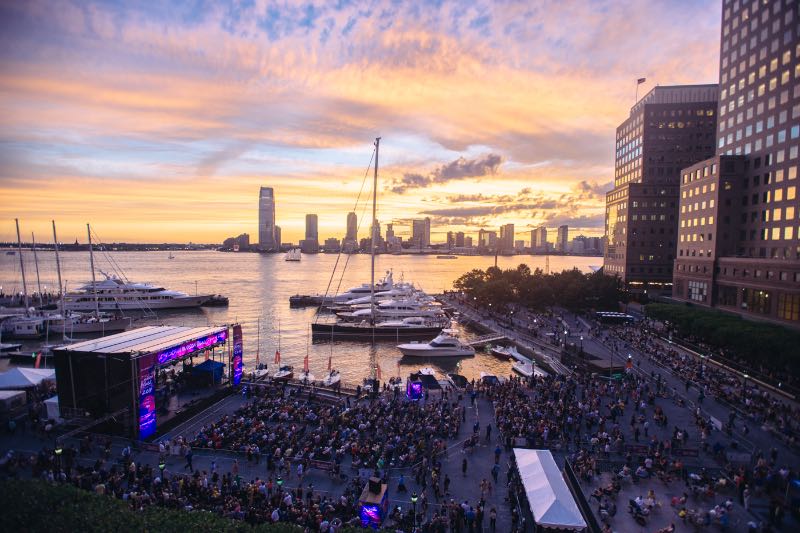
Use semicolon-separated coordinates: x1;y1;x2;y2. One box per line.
397;330;475;357
64;273;212;311
285;249;301;261
337;298;445;321
332;271;395;303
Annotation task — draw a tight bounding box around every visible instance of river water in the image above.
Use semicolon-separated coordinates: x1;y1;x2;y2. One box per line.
1;250;598;383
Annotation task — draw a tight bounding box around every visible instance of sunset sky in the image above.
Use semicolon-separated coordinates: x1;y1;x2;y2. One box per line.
0;0;721;244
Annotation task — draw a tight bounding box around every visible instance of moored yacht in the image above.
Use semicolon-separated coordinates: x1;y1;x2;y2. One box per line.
64;272;212;311
397;330;475;357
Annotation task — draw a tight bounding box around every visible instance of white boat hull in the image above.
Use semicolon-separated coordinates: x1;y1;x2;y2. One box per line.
399;346;475;357
322;372;341;387
65;295;210;311
49;316;131;334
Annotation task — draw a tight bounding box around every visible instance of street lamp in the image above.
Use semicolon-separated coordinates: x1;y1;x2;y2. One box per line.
410;491;418;529
158;459;166;478
580;335;584;354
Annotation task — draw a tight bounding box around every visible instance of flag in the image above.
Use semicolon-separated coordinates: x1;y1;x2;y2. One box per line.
637;77;646;84
274;350;280;364
376;364;382;380
327;355;332;371
34;352;42;369
303;353;309;373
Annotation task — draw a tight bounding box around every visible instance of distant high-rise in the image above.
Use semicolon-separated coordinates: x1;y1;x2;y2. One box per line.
446;231;454;249
556;225;569;252
346;212;358;242
411;217;431;248
258;187;277;251
274;226;281;249
499;223;514;251
455;232;465;247
305;214;319;242
531;226;548;252
464;236;473;248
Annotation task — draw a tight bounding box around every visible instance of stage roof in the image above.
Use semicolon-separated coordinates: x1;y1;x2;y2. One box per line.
54;326;228;357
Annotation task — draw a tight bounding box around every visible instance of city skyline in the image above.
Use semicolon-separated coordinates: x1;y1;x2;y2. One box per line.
0;1;722;243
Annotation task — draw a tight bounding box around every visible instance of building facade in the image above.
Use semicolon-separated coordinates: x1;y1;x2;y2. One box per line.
346;212;358;242
531;226;548;252
673;0;800;327
556;225;569;252
411;218;431;249
258;187;277;251
499;223;515;251
603;85;720;290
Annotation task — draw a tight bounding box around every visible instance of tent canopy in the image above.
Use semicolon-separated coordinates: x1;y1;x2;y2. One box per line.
514;448;587;531
0;367;56;389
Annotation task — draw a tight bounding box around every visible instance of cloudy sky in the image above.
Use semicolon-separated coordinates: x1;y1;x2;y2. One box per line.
0;0;721;244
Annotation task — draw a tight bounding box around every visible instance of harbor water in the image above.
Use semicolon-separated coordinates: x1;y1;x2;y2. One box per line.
1;251;598;383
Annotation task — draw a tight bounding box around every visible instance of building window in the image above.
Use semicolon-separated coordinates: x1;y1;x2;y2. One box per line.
688;281;708;302
741;288;771;314
777;293;800;321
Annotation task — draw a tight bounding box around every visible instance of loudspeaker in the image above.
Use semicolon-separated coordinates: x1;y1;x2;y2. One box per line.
369;477;381;494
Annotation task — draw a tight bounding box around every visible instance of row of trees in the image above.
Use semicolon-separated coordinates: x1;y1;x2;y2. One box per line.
0;480;367;533
453;265;623;312
645;303;800;378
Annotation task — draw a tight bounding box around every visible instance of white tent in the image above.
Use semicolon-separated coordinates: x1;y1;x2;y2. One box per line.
44;395;60;420
0;367;56;389
514;448;587;531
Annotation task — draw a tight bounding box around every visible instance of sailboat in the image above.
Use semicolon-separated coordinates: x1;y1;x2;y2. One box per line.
311;138;449;341
284;248;301;261
168;251;175;259
298;330;315;383
272;319;293;380
322;343;340;387
253;317;269;380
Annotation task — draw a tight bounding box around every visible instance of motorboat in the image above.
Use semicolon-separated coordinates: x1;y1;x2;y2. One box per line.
1;316;46;339
512;358;535;378
273;365;294;380
336;297;444;322
490;344;523;360
332;271;396;303
322;370;341;387
445;373;468;389
45;311;131;335
64;272;212;311
285;249;301;261
397;330;475;357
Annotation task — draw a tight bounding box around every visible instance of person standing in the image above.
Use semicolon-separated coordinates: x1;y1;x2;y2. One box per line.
489;507;497;532
462;457;468;477
183;447;193;471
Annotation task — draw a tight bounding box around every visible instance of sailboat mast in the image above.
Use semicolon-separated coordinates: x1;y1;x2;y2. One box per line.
87;224;100;318
31;233;43;305
14;219;29;310
52;221;66;341
370;137;380;326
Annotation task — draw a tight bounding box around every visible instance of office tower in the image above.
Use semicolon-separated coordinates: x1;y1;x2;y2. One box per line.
499;223;515;251
385;223;395;241
603;85;719;289
305;214;318;241
446;231;454;249
274;226;281;248
301;215;319;253
346;211;358;242
673;0;800;326
258;187;277;250
515;240;525;252
455;232;465;247
531;226;548;252
556;225;569;252
411;217;431;248
464;236;473;248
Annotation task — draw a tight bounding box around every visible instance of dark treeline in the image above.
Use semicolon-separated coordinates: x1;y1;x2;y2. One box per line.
453;265;623;312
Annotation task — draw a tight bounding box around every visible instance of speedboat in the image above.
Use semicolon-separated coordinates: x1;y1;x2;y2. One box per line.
445;373;468;389
298;370;315;383
322;370;341;387
512;358;535;378
397;330;475;357
490;344;524;360
273;365;294;380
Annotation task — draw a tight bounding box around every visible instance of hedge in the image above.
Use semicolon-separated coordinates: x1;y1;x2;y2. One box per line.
0;480;367;533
